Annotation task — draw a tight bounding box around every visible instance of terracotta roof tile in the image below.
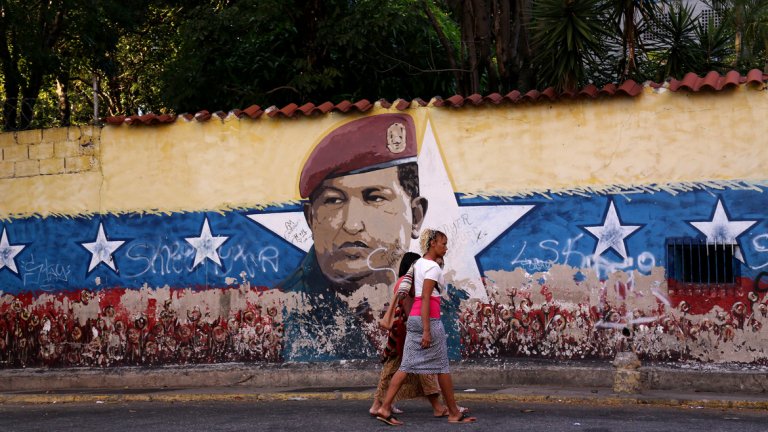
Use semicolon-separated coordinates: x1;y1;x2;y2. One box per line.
393;99;411;110
120;113;177;125
239;104;263;119
351;99;374;112
616;80;643;96
268;103;298;118
193;110;211;122
596;83;615;96
464;94;484;105
724;70;742;86
668;70;746;92
105;115;126;125
483;93;504;104
746;69;767;87
503;90;522;102
103;69;767;126
334;99;371;112
578;84;599;98
520;89;541;102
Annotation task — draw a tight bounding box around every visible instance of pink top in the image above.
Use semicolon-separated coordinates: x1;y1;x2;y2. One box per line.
409;258;442;319
410;296;441;319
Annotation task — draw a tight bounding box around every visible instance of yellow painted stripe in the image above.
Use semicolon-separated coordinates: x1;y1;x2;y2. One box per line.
1;88;766;219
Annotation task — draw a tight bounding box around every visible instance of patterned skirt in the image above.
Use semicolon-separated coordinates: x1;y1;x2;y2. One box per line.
373;355;441;402
399;316;450;374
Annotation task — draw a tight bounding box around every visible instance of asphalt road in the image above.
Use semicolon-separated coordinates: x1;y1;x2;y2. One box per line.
0;399;765;432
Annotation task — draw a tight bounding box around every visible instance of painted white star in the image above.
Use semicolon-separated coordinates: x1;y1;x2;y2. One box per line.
0;227;25;274
583;200;641;259
81;223;125;273
689;199;756;263
248;119;535;301
185;217;229;269
413;119;534;300
247;212;313;252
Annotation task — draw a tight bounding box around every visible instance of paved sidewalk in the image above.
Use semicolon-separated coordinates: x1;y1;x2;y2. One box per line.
1;359;766;410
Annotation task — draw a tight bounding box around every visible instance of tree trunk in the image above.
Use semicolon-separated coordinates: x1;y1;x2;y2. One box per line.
462;0;481;94
472;0;496;93
0;4;20;130
422;0;464;95
622;2;637;81
2;81;19;131
764;37;768;72
56;72;71;126
106;72;124;116
19;69;44;130
734;31;742;67
510;0;534;91
493;0;510;89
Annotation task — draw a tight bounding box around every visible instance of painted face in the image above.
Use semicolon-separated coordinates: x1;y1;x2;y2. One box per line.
307;166;418;289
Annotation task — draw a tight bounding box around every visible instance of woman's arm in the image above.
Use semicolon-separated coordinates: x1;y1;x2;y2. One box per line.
420;279;436;348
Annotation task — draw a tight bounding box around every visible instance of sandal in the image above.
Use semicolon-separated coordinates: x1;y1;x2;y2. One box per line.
434;408;449;418
376;414;404;426
448;413;477;424
435;406;469;418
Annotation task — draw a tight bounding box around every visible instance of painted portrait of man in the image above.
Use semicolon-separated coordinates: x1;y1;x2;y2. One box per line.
279;113;428;360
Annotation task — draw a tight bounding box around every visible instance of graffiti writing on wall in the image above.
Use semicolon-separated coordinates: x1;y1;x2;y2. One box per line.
21;255;72;290
123;241;279;278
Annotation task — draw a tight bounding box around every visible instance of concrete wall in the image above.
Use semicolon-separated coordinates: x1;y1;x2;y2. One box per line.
1;86;767;367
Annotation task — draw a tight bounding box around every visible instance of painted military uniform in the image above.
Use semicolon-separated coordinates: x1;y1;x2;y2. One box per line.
279;247;379;361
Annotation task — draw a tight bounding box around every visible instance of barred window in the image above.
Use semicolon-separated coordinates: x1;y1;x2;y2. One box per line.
666;238;737;286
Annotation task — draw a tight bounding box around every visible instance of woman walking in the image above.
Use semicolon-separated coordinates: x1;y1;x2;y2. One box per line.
376;229;477;426
369;252;447;417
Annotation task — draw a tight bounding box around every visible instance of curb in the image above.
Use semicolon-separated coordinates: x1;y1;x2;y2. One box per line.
2;391;767;411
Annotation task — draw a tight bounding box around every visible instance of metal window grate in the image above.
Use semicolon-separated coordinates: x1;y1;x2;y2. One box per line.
699;9;722;28
666;238;737;286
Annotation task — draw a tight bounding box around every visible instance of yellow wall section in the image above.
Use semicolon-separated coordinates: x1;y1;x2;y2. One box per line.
430;87;768;194
1;172;103;218
0;87;765;218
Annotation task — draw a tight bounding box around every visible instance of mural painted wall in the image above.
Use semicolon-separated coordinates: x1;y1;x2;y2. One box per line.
1;86;767;367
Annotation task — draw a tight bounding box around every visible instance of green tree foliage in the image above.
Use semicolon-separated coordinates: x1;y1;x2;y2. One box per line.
656;2;702;79
0;0;65;130
0;0;159;129
161;0;455;112
531;0;610;91
650;2;734;80
605;0;662;81
695;10;736;71
708;0;768;69
432;0;535;95
0;0;766;130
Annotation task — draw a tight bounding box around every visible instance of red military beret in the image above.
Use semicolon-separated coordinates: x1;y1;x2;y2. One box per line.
299;114;417;198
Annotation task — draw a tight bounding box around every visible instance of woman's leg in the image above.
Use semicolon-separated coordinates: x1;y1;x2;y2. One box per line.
376;370;408;424
437;373;476;423
417;374;447;416
370;357;398;415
